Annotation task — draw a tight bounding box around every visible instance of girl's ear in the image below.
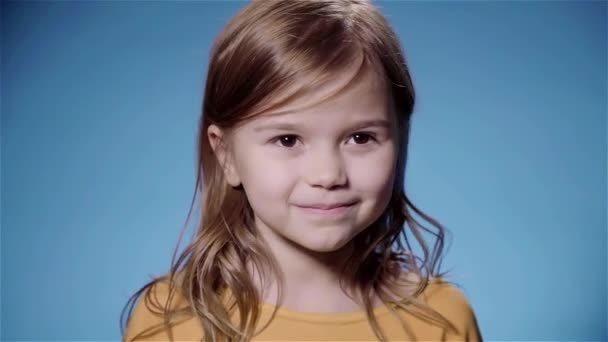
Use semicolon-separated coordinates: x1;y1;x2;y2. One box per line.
207;124;242;187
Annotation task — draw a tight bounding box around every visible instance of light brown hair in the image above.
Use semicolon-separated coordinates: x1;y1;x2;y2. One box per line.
121;1;454;340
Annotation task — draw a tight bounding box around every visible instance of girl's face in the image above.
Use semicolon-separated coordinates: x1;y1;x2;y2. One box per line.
209;66;398;254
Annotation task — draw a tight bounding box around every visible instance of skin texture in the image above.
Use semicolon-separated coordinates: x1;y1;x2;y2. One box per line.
208;64;399;312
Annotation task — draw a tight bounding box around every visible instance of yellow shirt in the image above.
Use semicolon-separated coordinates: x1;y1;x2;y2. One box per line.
124;278;482;341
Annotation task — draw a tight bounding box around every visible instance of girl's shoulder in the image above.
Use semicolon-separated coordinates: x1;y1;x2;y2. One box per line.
394;272;475;309
423;277;476;308
123;276;203;342
391;273;482;340
421;276;482;340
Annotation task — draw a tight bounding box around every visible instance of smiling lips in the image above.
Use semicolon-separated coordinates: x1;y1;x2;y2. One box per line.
300;202;355;210
295;202;357;217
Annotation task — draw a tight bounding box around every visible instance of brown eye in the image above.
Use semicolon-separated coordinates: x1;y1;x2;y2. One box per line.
352;133;373;144
275;135;298;148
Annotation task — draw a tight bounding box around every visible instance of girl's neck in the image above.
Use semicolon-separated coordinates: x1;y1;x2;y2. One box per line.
248;238;377;313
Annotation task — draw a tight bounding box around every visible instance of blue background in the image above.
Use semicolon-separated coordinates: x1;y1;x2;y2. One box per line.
2;1;606;340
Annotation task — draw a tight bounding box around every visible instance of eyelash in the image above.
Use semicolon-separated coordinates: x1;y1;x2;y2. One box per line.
270;132;378;148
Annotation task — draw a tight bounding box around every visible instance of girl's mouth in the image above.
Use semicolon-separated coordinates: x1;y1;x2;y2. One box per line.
295;202;357;218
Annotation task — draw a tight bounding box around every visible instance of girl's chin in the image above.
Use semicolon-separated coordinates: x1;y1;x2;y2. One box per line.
290;233;357;255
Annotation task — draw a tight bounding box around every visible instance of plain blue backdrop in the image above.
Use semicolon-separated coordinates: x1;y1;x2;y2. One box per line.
2;0;606;340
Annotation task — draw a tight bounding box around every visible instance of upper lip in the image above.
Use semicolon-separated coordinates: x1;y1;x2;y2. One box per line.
297;202;355;210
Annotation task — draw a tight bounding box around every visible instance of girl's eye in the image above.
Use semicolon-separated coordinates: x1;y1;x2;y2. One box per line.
270;132;376;148
273;135;299;148
349;132;376;145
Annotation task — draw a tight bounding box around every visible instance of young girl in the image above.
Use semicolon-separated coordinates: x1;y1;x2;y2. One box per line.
121;0;482;341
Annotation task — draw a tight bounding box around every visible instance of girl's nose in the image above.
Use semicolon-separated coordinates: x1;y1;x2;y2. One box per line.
304;149;348;189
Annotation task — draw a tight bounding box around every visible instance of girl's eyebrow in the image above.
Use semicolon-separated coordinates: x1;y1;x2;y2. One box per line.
253;119;391;133
350;119;391;131
253;122;300;133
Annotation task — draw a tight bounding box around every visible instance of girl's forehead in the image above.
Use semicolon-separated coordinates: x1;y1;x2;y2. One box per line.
254;64;390;121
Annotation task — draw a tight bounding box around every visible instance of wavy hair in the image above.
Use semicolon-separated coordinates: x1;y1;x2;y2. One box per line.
121;1;454;341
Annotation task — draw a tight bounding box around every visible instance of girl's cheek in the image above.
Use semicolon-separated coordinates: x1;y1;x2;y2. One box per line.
246;156;295;192
350;150;396;191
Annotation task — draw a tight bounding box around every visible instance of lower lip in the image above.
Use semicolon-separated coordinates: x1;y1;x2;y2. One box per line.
296;203;356;217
